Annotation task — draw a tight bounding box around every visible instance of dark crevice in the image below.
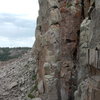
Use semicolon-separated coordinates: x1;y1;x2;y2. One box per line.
68;93;73;100
65;65;70;67
88;49;90;65
49;6;58;11
73;48;77;61
58;0;61;3
68;79;75;100
66;39;76;43
43;81;45;93
56;72;61;100
52;5;58;9
51;22;60;26
73;65;76;69
96;47;99;69
77;30;80;45
81;0;85;19
76;30;80;64
97;50;99;69
37;25;42;31
77;30;80;37
39;26;42;31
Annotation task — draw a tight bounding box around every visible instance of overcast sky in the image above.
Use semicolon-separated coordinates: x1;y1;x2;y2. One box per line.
0;0;39;47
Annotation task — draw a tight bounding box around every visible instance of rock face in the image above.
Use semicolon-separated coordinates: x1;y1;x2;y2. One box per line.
75;0;100;100
33;0;82;100
33;0;100;100
0;0;100;100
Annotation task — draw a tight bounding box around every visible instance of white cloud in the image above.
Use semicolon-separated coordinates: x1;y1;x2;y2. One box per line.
0;19;35;38
0;0;39;20
0;36;35;47
0;0;39;47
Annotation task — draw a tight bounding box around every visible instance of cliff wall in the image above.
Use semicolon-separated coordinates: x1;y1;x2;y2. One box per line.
33;0;100;100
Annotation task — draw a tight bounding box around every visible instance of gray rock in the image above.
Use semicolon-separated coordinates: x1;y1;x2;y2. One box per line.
49;8;61;26
38;80;44;94
48;0;59;8
43;62;51;75
32;98;42;100
7;82;18;89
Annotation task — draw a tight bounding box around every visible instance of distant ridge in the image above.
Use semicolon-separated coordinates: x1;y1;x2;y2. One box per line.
0;47;31;61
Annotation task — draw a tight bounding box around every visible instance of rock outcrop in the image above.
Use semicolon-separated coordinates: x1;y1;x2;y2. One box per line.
33;0;100;100
75;0;100;100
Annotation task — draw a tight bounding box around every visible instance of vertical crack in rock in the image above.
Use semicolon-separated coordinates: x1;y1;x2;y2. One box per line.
59;0;82;100
81;0;85;19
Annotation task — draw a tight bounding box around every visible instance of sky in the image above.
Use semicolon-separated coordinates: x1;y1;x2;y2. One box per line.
0;0;39;47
